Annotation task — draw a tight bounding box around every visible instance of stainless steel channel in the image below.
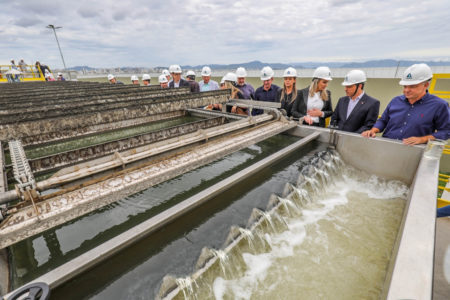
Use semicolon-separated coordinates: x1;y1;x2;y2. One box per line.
288;125;436;300
1;132;320;299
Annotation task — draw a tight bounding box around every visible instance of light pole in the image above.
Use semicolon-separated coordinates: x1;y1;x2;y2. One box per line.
46;24;71;80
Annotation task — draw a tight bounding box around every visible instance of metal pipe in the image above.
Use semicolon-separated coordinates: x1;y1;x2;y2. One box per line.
1;132;320;298
18;116;226;176
37;114;273;190
0;119;295;248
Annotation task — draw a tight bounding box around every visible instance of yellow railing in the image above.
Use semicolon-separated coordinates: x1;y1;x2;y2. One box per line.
0;65;46;82
429;73;450;99
437;150;450;208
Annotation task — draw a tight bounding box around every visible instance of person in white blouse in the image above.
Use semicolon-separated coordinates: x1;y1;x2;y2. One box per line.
291;66;333;127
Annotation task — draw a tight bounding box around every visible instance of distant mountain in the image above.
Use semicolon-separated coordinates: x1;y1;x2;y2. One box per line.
340;59;450;68
294;59;450;68
78;59;450;72
155;61;293;70
69;66;95;71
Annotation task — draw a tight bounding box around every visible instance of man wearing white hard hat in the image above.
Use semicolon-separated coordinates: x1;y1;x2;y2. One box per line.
57;72;66;81
162;69;171;83
291;66;332;127
168;65;190;89
253;66;280;115
131;75;140;85
142;74;151;86
362;63;449;144
107;74;123;84
330;70;380;133
185;70;200;93
235;67;255;99
158;74;169;89
198;66;219;92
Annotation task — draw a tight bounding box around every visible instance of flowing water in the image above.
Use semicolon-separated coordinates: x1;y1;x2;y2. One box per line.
164;152;408;300
8;140;407;299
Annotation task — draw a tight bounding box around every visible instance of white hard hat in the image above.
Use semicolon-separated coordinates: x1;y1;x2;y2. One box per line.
313;66;332;81
283;67;297;77
131;75;139;81
399;63;433;85
57;72;63;76
260;66;274;80
223;72;237;83
186;70;196;77
107;74;115;80
220;76;225;84
342;70;366;86
162;69;171;77
201;66;212;76
159;74;169;83
169;64;182;74
142;74;151;81
236;67;247;78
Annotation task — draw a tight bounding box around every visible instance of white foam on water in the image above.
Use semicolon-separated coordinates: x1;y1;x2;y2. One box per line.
211;165;408;299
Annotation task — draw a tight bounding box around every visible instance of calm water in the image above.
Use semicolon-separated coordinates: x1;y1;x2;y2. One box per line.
8;134;305;291
25;116;202;159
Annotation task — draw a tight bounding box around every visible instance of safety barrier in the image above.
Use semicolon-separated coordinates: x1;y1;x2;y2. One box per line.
437;147;450;208
429;73;450;99
0;65;45;83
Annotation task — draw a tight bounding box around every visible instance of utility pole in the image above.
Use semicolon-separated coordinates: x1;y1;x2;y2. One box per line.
46;24;71;80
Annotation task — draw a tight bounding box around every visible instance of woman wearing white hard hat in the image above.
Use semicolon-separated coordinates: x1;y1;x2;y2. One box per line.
291;66;332;127
278;67;299;118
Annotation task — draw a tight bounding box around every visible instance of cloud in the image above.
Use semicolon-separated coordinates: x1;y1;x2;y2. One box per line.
77;7;99;19
13;17;42;28
0;0;449;68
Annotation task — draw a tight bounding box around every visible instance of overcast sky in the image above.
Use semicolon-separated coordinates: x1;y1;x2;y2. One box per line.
1;0;449;68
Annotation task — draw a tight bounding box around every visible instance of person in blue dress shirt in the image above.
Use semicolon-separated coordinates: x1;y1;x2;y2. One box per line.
253;66;280;115
362;63;449;144
198;66;219;91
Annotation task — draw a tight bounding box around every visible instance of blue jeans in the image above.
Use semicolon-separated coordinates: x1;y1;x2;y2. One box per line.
437;205;450;218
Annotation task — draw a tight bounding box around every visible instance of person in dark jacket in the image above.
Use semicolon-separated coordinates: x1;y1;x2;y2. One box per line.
278;67;300;118
35;61;50;80
186;70;200;93
291;66;333;127
331;70;380;133
168;64;190;89
253;66;280;115
235;67;255;99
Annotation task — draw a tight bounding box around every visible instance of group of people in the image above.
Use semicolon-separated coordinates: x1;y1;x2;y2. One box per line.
34;61;65;81
107;63;449;146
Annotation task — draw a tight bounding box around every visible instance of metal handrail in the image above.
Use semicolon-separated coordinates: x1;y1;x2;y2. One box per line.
0;65;45;82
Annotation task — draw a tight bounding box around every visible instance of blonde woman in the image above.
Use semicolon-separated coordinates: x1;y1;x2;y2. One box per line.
291;66;333;127
278;67;299;118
